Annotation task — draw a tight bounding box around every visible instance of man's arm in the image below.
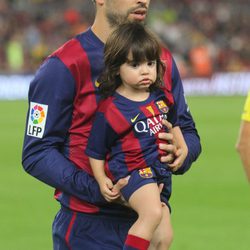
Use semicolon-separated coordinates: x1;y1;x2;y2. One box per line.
170;58;201;174
22;57;105;203
236;92;250;182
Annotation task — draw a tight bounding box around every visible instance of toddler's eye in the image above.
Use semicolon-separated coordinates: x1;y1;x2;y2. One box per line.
130;62;139;68
148;61;156;66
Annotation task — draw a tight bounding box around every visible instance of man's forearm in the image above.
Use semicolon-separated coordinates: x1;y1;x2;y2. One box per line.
22;148;105;203
174;132;201;175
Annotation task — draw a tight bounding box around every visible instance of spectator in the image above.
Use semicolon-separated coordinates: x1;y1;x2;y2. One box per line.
236;91;250;182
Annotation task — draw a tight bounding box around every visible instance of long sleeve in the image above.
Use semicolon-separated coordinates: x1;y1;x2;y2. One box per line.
22;57;105;204
171;58;202;174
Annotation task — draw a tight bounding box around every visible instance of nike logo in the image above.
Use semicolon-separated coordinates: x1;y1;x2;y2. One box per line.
95;81;100;87
131;113;140;123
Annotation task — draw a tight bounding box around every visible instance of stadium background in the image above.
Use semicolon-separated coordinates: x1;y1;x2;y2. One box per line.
0;0;249;249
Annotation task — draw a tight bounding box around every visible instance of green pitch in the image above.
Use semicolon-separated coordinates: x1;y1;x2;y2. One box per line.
0;96;249;250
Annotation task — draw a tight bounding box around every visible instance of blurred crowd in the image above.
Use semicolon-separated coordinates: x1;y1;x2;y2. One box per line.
0;0;249;77
150;0;250;77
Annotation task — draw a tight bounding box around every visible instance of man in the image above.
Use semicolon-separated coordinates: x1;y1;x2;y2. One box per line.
22;1;201;249
236;92;250;182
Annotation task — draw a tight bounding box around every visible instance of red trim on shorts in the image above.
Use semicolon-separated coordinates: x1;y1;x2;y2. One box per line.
65;211;77;250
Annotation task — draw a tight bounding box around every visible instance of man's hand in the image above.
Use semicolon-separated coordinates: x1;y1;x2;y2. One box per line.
158;120;177;164
158;120;188;172
168;147;188;172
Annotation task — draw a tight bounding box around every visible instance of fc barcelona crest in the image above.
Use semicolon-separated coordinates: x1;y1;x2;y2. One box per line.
156;100;169;114
139;167;153;178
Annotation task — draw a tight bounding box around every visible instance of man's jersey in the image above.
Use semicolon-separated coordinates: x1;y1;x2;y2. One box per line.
22;28;201;216
86;90;177;181
242;92;250;122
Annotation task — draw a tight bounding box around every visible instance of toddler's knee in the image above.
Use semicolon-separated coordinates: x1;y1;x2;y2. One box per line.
139;205;162;229
149;206;163;225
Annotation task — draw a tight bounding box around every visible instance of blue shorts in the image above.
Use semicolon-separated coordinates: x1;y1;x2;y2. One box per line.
53;206;135;250
120;163;172;208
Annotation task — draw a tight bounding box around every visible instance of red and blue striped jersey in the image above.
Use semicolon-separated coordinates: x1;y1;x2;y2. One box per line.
22;28;201;216
86;90;178;181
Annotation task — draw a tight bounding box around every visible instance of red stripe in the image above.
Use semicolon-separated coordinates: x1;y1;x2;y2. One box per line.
54;190;100;213
53;38;100;213
69;196;99;213
54;38;98;172
104;154;116;182
65;211;77;250
105;101;147;171
161;48;174;104
140;101;162;131
140;102;164;157
100;98;130;134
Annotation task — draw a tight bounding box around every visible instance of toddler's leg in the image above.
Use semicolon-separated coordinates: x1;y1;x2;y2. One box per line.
123;183;163;250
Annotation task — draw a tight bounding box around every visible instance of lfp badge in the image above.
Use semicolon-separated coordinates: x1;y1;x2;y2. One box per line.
27;102;48;138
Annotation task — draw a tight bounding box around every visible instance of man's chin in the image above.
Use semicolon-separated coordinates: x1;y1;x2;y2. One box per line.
108;14;146;28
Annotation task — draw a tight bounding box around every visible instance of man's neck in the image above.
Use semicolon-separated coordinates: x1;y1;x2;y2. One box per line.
91;17;114;44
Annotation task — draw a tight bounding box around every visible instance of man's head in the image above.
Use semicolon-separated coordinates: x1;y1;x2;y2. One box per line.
92;0;151;42
95;0;150;26
105;0;150;27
